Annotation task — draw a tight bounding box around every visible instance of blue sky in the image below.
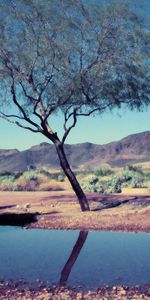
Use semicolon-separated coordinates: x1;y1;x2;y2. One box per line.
0;108;149;150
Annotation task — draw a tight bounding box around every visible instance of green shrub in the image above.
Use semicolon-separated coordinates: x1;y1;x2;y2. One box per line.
22;171;38;181
105;176;122;193
0;166;148;192
78;174;104;193
95;167;114;177
105;168;146;191
0;175;15;184
38;168;65;181
14;172;23;179
0;171;14;176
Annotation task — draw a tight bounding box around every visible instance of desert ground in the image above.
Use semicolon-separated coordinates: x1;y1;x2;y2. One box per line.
0;191;150;231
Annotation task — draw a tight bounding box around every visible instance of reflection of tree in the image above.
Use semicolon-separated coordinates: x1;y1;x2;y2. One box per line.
59;231;88;286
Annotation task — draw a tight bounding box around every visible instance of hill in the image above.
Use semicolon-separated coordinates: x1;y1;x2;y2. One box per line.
0;131;150;172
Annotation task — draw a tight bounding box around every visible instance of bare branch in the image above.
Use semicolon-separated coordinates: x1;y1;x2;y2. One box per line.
0;114;40;133
19;81;36;102
64;105;75;131
15;121;40;133
0;112;25;120
38;74;54;98
62;107;78;144
10;78;42;130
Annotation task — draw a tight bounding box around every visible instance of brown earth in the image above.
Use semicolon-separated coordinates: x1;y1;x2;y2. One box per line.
0;191;150;232
0;282;150;300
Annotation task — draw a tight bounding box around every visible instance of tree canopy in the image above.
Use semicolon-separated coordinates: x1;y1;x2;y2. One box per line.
0;0;149;144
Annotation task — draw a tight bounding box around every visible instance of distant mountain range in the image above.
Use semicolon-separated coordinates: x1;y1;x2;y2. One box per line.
0;131;150;172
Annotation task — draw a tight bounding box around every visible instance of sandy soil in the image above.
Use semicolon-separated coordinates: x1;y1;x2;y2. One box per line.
0;191;150;232
0;282;150;300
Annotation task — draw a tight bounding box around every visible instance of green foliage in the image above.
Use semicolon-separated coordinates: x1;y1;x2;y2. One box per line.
0;165;149;192
0;168;65;191
0;173;16;191
78;174;104;193
14;172;23;179
39;169;65;181
0;175;14;183
0;1;149;129
0;171;13;176
22;171;38;181
94;167;114;177
105;176;122;193
77;165;149;194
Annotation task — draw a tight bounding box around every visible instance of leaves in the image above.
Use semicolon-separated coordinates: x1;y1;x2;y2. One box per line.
0;0;149;141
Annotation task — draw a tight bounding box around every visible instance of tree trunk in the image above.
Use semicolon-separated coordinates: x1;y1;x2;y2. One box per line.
54;141;90;211
59;230;88;285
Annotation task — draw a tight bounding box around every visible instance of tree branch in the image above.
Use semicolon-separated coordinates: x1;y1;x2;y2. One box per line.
0;114;40;133
0;48;20;73
0;112;25;120
10;78;42;130
19;81;36;102
62;107;78;144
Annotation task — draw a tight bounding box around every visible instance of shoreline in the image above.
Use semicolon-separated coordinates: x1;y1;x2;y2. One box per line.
0;191;150;233
0;280;150;299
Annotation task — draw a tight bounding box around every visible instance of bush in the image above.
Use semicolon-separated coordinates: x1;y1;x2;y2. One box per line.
22;171;38;181
15;177;38;191
39;181;64;191
95;167;114;177
0;171;13;176
105;176;122;193
103;168;146;192
124;165;143;174
14;172;23;179
0;175;15;190
38;168;65;181
0;166;148;192
0;182;15;191
78;174;104;193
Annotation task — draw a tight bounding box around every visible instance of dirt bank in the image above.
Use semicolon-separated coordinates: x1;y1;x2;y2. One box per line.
0;191;150;231
0;281;150;300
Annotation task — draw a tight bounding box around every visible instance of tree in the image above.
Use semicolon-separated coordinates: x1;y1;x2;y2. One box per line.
59;230;88;285
0;0;149;211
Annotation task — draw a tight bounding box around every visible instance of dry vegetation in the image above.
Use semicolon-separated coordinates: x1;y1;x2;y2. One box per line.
1;164;150;195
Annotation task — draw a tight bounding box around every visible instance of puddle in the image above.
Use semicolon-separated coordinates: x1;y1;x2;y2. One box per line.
0;226;150;289
0;213;38;226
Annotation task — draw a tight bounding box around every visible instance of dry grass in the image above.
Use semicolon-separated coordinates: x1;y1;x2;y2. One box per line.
133;161;150;170
122;187;150;195
38;181;64;191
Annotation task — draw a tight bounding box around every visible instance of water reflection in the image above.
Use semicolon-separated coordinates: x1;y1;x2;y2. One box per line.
0;227;150;288
59;231;88;285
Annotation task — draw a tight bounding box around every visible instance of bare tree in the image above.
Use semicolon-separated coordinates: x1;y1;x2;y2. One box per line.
0;0;149;211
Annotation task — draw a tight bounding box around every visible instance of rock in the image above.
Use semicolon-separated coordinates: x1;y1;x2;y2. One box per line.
23;203;31;209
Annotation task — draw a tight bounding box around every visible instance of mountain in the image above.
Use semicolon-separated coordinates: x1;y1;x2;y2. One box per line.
0;131;150;172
